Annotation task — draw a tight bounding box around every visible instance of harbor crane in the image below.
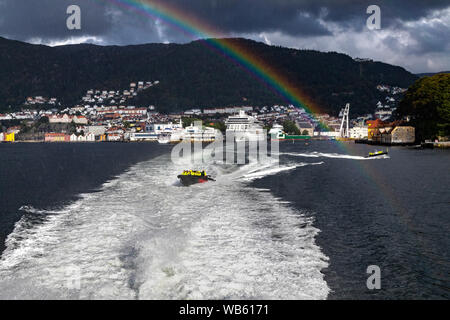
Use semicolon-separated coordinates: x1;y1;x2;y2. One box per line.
339;103;350;138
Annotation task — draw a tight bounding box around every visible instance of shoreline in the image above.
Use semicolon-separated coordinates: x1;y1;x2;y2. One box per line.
2;139;450;149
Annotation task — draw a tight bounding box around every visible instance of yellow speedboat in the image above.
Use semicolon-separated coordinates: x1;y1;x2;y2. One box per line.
366;150;388;158
177;170;215;186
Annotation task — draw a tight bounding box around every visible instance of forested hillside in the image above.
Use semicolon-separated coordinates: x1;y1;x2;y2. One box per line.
0;37;418;115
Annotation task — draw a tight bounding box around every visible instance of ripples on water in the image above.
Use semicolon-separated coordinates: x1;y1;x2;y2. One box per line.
0;142;448;300
255;142;449;299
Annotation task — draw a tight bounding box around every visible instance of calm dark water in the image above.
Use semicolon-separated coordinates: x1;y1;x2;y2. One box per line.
0;141;448;299
0;143;169;253
252;141;450;299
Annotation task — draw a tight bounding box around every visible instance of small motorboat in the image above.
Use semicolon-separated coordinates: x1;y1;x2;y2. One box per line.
158;133;171;144
177;170;215;186
366;150;388;158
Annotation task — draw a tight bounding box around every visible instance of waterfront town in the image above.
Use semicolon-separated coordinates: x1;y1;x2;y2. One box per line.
0;81;432;146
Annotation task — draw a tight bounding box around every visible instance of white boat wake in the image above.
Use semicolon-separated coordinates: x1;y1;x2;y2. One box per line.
282;151;390;160
0;149;330;300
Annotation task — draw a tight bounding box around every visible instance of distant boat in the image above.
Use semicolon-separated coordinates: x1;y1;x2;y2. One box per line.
157;133;171;144
366;150;388;158
269;124;285;139
269;124;311;141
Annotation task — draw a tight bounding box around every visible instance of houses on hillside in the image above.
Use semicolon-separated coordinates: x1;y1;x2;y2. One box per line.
49;114;88;124
0;80;418;145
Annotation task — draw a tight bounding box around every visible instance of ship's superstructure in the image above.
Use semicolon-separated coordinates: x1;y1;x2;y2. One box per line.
225;110;265;141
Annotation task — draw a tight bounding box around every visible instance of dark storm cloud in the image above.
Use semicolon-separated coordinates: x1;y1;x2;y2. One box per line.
0;0;448;41
0;0;110;40
0;0;168;44
0;0;448;72
382;14;450;55
156;0;331;36
0;0;332;41
159;0;450;33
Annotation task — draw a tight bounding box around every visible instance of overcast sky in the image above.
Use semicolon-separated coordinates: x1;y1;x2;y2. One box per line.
0;0;449;73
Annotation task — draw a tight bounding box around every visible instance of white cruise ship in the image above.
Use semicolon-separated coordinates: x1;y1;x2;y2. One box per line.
225;110;265;141
159;123;219;143
179;124;218;142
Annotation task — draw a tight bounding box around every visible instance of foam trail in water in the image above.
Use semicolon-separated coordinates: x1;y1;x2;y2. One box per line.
0;150;329;300
241;162;324;181
282;151;389;160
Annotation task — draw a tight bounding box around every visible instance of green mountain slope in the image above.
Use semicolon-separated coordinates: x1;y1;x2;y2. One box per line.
0;37;418;115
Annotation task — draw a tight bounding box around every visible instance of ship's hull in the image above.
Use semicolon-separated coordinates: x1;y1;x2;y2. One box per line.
177;175;209;186
366;152;388;158
227;131;266;142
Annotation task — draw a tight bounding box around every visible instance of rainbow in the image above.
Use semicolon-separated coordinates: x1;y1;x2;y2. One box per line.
95;1;425;254
99;0;328;128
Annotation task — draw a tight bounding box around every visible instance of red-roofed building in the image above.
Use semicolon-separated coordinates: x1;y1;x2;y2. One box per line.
367;119;386;141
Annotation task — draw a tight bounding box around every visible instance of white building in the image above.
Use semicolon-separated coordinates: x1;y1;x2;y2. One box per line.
184;109;202;115
148;121;183;135
70;134;78;142
77;135;86;142
0;114;13;120
349;126;369;139
203;106;253;115
374;109;393;121
297;121;314;136
130;132;158;141
13;112;34;120
314;131;340;138
70;133;95;142
107;133;122;141
87;126;106;137
49;114;88;124
86;133;95;141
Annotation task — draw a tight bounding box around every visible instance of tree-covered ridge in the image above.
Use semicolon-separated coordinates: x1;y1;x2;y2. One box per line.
398;73;450;141
0;37;417;116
